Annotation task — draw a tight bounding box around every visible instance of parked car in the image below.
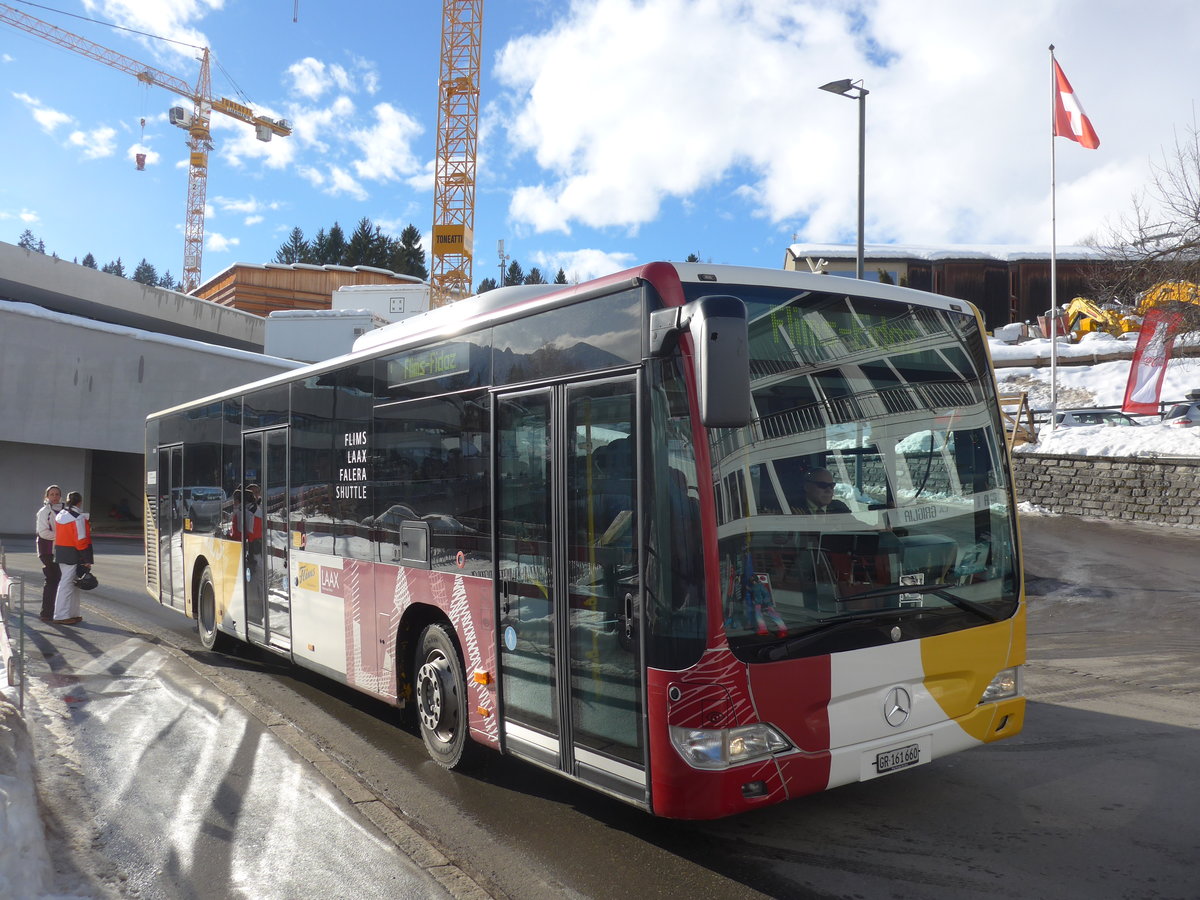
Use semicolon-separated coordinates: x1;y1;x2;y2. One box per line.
1054;409;1140;427
178;486;225;530
1161;400;1200;426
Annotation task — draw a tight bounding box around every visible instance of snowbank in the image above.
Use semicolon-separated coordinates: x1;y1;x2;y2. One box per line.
990;335;1200;458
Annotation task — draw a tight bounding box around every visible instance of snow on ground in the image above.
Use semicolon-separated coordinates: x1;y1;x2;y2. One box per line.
990;332;1200;458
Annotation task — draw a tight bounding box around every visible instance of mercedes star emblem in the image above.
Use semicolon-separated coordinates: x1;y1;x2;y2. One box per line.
884;686;912;727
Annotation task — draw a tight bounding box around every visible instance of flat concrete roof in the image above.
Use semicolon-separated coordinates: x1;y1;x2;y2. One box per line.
0;241;265;350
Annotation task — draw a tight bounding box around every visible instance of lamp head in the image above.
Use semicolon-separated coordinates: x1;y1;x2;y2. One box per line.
819;78;855;95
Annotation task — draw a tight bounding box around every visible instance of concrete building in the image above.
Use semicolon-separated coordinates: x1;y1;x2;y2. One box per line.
0;243;300;534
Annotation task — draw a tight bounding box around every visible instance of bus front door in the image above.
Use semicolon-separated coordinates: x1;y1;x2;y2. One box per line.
242;428;292;653
496;377;646;803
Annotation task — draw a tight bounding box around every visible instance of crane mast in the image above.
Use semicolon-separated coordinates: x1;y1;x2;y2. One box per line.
430;0;482;306
0;2;290;292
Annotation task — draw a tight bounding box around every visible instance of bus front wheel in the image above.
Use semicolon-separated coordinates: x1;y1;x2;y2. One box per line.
197;566;231;652
415;622;472;769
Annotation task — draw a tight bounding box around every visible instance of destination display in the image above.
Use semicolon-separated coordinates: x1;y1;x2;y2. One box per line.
387;342;470;386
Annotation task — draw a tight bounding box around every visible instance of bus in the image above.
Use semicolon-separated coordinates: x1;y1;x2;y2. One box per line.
144;262;1025;820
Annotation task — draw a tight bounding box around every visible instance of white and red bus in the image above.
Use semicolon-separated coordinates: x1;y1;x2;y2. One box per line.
145;262;1024;819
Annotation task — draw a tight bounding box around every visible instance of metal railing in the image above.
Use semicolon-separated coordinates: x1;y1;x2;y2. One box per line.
0;540;27;711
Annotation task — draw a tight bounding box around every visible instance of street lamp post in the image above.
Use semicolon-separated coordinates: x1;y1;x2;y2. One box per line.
819;78;868;280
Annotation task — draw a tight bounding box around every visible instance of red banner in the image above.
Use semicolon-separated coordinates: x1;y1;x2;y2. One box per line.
1122;307;1185;414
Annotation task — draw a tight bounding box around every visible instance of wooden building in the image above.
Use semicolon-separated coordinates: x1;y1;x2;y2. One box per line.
194;263;426;317
784;244;1106;330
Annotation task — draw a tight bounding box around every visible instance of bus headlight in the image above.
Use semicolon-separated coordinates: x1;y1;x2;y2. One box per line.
979;667;1020;703
669;723;793;770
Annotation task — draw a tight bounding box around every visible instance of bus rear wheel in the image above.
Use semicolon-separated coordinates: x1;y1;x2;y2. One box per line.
197;566;231;652
415;622;473;769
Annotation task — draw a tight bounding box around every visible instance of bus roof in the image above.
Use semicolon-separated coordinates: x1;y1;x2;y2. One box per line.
147;261;974;422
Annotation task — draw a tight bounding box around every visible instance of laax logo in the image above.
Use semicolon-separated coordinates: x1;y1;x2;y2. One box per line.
320;566;343;597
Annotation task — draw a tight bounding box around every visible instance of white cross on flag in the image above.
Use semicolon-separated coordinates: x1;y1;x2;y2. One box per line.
1052;59;1099;149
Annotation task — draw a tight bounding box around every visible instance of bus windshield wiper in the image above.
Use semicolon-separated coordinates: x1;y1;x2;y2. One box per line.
757;607;918;661
836;583;1004;623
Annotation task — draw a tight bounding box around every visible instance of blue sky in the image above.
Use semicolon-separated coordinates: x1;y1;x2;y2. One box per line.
2;0;1198;289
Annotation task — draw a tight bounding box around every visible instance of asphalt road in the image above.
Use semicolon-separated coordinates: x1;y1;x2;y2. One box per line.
4;514;1198;900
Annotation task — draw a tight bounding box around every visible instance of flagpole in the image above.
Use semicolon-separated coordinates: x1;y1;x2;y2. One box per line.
1048;44;1059;431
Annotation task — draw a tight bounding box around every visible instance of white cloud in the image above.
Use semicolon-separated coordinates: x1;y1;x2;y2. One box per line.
213;112;295;170
81;0;219;65
287;57;353;100
492;0;1200;248
67;127;118;159
244;214;264;226
213;196;281;215
326;166;367;201
287;96;356;153
13;92;72;134
530;248;637;283
129;143;160;167
206;232;239;252
349;103;423;181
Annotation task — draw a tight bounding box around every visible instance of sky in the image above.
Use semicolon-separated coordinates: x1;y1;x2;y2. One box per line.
2;0;1200;289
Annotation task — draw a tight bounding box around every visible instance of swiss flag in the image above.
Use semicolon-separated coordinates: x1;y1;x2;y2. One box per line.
1053;59;1099;149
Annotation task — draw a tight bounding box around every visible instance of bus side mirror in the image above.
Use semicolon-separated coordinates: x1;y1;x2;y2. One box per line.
650;295;752;428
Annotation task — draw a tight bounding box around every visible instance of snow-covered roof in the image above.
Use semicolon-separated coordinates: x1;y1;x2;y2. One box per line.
787;242;1107;263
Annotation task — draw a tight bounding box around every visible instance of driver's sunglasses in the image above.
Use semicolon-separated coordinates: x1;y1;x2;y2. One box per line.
807;479;835;488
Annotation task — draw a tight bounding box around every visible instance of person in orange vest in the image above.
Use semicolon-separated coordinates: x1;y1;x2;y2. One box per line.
228;488;244;540
53;490;93;625
244;483;263;541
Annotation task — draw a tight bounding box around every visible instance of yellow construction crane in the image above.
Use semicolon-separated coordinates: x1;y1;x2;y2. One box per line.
430;0;482;306
0;2;291;292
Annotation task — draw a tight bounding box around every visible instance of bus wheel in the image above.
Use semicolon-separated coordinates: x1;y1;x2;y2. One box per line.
415;623;472;769
197;566;231;652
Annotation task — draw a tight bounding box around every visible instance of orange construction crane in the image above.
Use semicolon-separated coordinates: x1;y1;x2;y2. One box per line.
430;0;482;306
1;2;291;292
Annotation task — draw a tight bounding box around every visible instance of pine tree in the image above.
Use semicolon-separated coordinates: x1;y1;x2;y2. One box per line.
476;277;497;293
158;270;178;290
102;258;126;277
345;217;391;267
504;260;525;286
17;229;43;253
525;267;546;284
554;268;568;284
394;224;427;279
132;258;158;285
686;253;700;262
310;228;331;265
81;253;98;269
325;222;347;265
275;227;313;264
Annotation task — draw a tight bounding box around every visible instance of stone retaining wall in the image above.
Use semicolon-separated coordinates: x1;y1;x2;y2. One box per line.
1012;452;1200;527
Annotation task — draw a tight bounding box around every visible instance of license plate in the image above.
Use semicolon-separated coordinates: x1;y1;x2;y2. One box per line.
875;743;921;774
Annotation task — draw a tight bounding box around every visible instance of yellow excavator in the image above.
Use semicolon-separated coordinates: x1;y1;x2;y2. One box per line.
1062;296;1140;340
1136;281;1200;316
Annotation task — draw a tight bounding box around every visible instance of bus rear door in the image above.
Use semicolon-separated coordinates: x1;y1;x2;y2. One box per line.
242;428;292;653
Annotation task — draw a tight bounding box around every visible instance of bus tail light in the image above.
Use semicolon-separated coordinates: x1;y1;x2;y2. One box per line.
669;723;792;770
979;667;1020;703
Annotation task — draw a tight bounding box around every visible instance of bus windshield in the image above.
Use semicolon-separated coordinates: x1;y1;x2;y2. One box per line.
698;283;1020;661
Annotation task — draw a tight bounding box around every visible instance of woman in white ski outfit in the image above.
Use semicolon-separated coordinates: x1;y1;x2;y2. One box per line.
36;484;64;621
